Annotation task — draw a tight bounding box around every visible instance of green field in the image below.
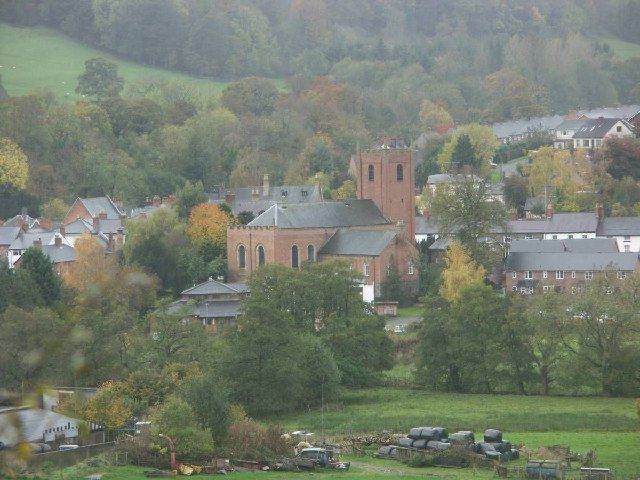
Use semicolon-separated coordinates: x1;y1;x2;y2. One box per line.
0;22;229;101
600;37;640;60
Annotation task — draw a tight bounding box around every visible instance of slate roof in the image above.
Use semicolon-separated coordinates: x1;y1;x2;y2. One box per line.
96;219;124;234
182;279;249;296
62;218;93;235
170;299;242;319
248;200;390;229
210;184;322;216
555;119;587;131
524;197;547;211
572;118;626;139
597;217;640;236
428;236;454;251
9;232;57;250
3;214;39;229
41;244;76;263
0;226;20;246
509;238;618;254
74;196;123;219
415;217;440;235
427;174;481;184
505;252;639;271
508;213;598;234
319;229;397;256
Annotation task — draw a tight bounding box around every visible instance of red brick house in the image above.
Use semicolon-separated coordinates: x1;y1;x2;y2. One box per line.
227;141;419;300
62;196;124;225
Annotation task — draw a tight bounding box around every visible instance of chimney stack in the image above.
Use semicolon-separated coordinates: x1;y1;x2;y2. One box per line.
596;203;605;220
60;225;66;237
263;174;270;197
251;188;259;200
33;238;42;248
116;227;124;249
93;216;100;232
546;203;553;219
225;191;235;205
54;235;62;247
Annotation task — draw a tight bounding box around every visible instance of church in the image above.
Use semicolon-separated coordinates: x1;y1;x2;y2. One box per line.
226;138;419;301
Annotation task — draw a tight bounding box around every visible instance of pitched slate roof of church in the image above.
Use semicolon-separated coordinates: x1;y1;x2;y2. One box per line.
319;229;397;256
247;200;389;229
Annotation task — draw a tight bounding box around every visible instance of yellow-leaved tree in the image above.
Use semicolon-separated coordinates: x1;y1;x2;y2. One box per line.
186;203;232;258
63;233;119;293
526;147;575;197
439;241;485;302
0;137;29;189
83;381;132;429
437;124;498;172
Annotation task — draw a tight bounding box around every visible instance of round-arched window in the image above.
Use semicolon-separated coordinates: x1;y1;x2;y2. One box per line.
368;164;375;181
237;244;246;269
257;245;265;266
307;244;315;262
291;245;299;268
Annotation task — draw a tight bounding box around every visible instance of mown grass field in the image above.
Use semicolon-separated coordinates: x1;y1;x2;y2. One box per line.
0;22;230;101
44;388;640;478
600;36;640;60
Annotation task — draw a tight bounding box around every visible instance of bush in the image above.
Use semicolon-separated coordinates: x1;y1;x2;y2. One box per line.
223;418;289;461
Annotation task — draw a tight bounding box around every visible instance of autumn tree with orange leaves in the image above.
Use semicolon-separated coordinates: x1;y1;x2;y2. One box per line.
186;203;233;260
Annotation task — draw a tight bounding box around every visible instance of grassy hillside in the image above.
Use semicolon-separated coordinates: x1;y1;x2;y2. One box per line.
601;36;640;60
0;22;229;101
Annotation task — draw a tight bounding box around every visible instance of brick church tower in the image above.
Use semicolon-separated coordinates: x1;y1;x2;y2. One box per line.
354;138;415;240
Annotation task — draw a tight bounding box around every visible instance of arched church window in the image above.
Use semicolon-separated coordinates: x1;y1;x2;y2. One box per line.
257;245;265;266
291;245;299;268
237;244;246;269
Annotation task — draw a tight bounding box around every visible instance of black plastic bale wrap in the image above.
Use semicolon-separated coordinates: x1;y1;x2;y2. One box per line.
483;429;502;443
426;441;451;451
449;431;474;444
478;442;497;454
419;428;437;440
398;437;414;448
510;449;519;460
493;441;512;454
485;450;502;461
412;439;428;449
379;446;395;455
432;427;448;440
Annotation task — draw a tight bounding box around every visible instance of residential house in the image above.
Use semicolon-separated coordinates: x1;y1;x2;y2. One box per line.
169;278;249;333
572;117;634;150
629;110;640;136
415;214;440;244
426;174;505;203
508;238;619;254
596;216;640;252
227;143;419;300
505;206;600;242
0;226;20;260
553;118;587;149
13;236;76;275
7;231;72;267
210;174;322;218
62;196;125;225
129;195;175;219
505;250;639;295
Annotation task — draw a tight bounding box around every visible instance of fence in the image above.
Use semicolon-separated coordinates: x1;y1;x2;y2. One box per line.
27;442;116;469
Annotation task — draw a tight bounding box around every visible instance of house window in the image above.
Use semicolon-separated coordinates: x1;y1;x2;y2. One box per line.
504;236;512;244
512;271;517;278
552;235;558;240
527;287;534;294
291;245;299;268
363;262;370;277
257;245;265;266
525;271;533;279
585;271;593;280
408;259;414;275
525;235;533;240
617;271;627;279
368;164;375;181
543;271;548;279
568;235;573;239
582;234;588;239
563;130;567;136
512;286;517;292
397;164;404;181
237;244;246;269
281;189;288;197
616;125;622;132
301;190;308;197
520;287;526;294
571;271;576;279
571;286;576;295
624;236;631;242
624;245;630;252
307;244;315;262
543;286;552;293
556;270;564;280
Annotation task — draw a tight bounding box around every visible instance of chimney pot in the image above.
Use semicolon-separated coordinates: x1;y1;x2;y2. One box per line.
54;235;61;247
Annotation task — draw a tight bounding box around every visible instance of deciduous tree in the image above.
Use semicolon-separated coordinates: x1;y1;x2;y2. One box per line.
439;242;485;302
76;57;124;101
0;137;28;189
